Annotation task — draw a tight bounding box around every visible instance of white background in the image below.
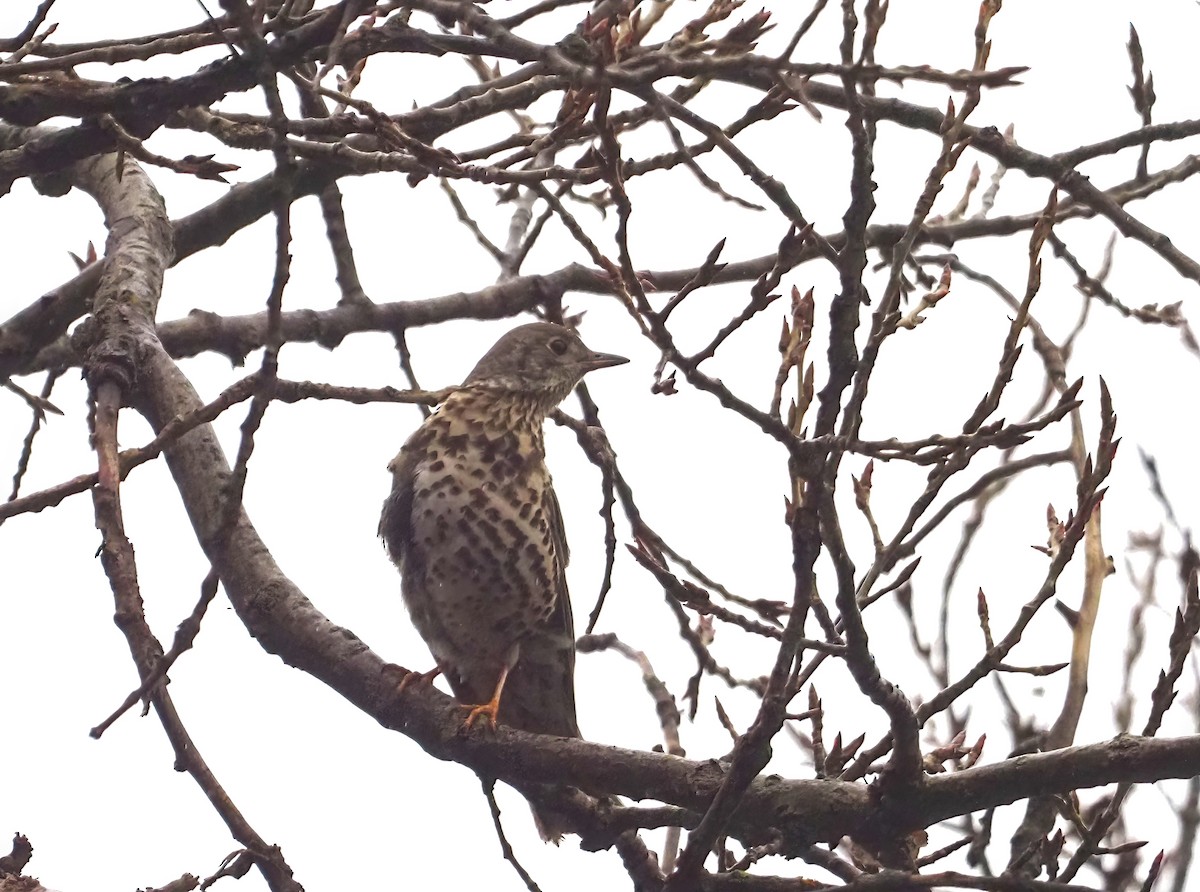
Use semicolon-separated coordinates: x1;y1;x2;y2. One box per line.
2;2;1198;890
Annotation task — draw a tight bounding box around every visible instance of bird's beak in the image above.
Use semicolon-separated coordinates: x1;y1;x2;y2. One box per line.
580;350;629;371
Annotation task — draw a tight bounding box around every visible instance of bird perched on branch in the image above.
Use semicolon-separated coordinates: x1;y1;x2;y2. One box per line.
379;321;627;842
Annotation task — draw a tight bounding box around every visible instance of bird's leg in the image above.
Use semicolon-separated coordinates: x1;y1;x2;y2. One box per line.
397;665;442;694
461;661;511;731
461;644;520;731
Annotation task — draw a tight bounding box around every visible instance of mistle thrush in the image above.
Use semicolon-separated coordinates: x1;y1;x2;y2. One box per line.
379;322;627;841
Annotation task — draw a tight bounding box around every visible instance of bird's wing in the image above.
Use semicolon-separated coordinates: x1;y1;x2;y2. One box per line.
545;484;574;642
547;476;570;566
379;434;427;565
498;482;580;738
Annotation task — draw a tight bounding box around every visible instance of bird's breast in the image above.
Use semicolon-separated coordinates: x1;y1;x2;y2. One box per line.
401;428;561;663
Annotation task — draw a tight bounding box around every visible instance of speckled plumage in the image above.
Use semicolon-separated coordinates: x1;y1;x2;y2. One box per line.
379;322;626;840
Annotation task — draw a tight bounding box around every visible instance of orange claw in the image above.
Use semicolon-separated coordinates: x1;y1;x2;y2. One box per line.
461;698;501;731
397;666;442;694
460;663;511;732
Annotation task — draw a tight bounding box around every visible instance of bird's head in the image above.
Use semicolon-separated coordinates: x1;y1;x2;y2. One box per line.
464;322;628;408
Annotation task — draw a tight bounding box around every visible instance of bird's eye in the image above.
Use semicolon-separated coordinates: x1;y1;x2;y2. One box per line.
548;338;569;356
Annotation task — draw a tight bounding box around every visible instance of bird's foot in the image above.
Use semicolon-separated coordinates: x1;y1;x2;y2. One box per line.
459;661;510;731
460;697;501;732
397;666;442;694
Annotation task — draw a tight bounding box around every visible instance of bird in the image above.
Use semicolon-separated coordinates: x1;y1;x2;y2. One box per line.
379;321;627;841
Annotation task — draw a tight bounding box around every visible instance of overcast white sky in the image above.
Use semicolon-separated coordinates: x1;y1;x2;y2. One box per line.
2;2;1199;890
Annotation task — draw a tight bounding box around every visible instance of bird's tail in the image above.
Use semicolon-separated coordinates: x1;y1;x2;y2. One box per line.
532;802;572;845
532;791;620;844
